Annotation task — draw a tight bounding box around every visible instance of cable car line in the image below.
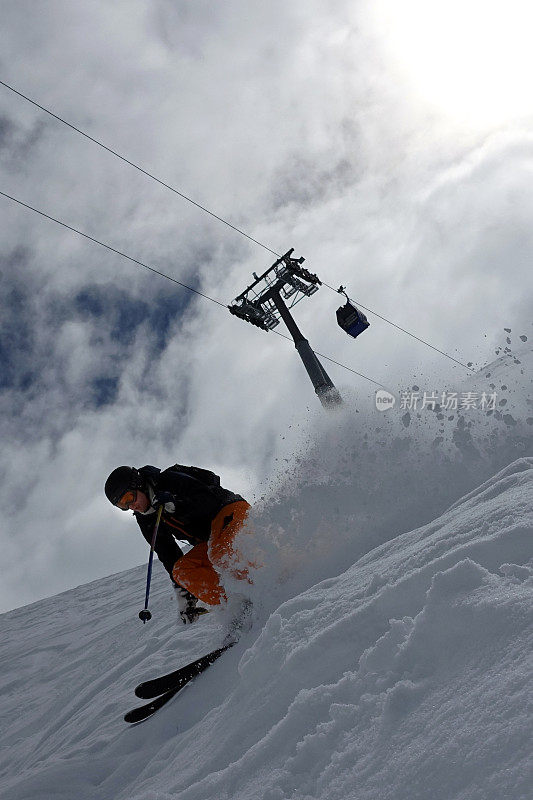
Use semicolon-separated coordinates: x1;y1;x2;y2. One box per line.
302;347;385;388
0;189;227;308
269;328;384;387
0;78;474;373
322;280;474;372
0;79;280;258
0;188;384;388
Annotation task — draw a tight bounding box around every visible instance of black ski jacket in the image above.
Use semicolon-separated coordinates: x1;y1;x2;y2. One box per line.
134;464;245;582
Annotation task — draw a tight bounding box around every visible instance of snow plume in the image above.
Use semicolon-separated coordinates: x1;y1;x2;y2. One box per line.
242;344;532;606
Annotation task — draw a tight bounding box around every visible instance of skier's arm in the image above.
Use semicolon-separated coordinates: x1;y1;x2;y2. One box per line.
155;472;220;526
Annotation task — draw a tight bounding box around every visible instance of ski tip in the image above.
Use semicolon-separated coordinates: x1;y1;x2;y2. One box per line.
124;701;156;724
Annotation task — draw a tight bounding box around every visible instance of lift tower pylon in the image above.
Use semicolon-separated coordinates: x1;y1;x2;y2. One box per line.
228;249;342;408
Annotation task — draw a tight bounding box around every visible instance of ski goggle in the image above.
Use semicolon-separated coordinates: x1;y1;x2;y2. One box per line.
116;490;136;510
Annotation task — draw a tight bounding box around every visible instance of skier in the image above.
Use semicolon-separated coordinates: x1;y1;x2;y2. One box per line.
104;464;252;624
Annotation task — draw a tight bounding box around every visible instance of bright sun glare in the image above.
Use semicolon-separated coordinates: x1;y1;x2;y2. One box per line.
374;0;533;125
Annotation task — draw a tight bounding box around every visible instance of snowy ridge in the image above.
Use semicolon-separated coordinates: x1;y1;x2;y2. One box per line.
1;457;532;799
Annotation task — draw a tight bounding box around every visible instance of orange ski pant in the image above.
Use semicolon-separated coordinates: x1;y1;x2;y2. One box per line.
172;500;252;605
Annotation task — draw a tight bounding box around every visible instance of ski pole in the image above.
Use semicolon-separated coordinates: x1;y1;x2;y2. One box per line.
139;504;163;623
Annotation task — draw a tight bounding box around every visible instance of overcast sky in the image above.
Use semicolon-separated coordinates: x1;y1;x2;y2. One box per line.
1;0;532;613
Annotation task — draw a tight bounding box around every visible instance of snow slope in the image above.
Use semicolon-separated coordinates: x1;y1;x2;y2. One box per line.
1;455;532;800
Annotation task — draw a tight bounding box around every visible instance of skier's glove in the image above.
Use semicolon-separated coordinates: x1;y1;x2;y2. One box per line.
152;490;175;511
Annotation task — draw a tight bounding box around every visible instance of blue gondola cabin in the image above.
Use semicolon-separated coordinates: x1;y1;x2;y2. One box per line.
336;301;370;339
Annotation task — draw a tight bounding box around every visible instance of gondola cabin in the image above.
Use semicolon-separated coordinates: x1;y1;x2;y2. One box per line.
336;300;370;339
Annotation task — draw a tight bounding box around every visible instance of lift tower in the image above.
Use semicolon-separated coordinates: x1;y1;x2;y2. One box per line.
229;249;342;408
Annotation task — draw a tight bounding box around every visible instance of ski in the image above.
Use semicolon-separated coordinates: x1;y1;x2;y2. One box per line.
124;684;184;724
134;643;233;700
124;644;233;723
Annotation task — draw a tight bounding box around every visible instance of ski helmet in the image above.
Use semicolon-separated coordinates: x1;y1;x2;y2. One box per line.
104;466;143;506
